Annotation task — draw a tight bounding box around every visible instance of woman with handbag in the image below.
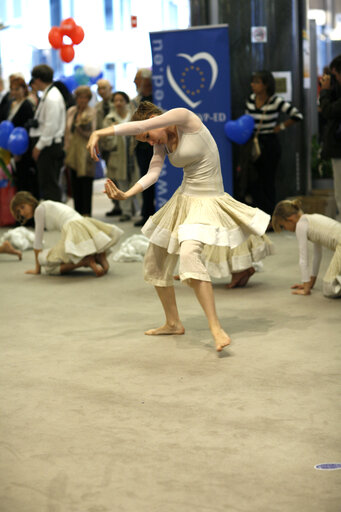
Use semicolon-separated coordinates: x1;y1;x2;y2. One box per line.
64;86;96;216
240;70;303;217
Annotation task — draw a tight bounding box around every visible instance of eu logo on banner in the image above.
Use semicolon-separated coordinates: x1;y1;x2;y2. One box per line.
150;25;232;209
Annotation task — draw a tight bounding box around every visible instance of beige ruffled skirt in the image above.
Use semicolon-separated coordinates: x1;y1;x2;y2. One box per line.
142;188;274;278
38;217;123;275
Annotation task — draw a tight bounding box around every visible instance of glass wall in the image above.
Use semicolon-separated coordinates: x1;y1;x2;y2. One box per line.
0;0;190;97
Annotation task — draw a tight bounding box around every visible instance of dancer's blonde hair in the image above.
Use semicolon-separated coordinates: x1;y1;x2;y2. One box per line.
272;199;303;232
131;101;163;122
10;191;39;222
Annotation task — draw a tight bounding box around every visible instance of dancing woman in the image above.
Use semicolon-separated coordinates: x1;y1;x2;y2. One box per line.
87;102;272;351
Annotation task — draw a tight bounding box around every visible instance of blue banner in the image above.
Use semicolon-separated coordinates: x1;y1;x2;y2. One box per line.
150;25;232;209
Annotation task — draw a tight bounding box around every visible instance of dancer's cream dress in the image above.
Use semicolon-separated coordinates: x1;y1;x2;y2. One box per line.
34;201;123;274
113;108;274;283
296;213;341;297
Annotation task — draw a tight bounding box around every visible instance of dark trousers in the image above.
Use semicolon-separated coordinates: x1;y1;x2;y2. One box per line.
36;142;64;201
135;142;155;220
250;134;281;216
70;169;93;216
14;152;39;198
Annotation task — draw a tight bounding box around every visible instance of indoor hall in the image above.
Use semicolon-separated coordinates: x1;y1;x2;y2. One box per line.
1;0;341;510
0;184;340;512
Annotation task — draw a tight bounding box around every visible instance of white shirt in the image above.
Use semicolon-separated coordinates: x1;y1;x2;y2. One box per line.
295;214;341;282
30;85;66;151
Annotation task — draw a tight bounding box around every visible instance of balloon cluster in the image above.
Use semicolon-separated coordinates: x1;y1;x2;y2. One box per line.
0;121;29;156
224;115;255;144
59;64;103;93
0;121;29;181
48;18;84;63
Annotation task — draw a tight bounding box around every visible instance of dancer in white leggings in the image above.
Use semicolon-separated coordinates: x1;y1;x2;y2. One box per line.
272;199;341;298
87;102;272;351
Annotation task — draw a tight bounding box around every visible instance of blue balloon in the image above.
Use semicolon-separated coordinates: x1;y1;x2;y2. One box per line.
224;115;255;144
89;71;103;85
0;120;15;150
7;127;29;155
74;66;89;86
59;75;78;93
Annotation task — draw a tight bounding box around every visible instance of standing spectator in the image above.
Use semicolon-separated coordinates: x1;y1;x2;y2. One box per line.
64;86;96;216
0;77;6;103
95;79;114;130
239;70;303;217
7;77;37;196
319;55;341;218
29;65;65;201
131;68;155;227
95;79;120;216
101;91;139;221
7;77;34;127
0;73;25;121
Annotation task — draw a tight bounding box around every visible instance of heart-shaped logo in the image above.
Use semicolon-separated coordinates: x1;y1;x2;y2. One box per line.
166;52;218;108
224;115;255;144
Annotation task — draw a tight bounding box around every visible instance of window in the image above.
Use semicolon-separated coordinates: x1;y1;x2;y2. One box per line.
104;0;113;31
13;0;22;18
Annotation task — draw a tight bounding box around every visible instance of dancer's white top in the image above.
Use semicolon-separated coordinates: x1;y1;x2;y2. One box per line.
33;201;81;250
113;107;271;260
296;213;341;282
112;108;220;192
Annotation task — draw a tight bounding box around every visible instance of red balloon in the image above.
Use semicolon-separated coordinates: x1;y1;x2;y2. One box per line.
48;27;63;49
60;17;76;37
60;44;75;63
70;25;84;45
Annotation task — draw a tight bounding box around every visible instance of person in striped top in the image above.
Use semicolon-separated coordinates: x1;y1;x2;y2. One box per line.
242;70;303;218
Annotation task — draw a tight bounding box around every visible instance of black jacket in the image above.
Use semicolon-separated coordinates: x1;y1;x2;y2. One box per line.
319;87;341;159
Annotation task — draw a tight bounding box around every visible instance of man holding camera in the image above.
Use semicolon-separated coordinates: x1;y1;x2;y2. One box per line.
29;65;66;201
320;55;341;218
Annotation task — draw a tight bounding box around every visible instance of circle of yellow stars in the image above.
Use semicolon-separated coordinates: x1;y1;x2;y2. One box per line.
180;66;206;96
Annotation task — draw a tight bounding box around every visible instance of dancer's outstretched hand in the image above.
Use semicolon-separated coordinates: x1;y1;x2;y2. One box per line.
87;132;100;161
291;283;311;295
25;268;40;275
104;179;127;200
291;288;310;295
291;283;304;290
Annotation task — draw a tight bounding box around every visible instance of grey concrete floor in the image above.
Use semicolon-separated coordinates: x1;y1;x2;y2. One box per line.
0;186;340;512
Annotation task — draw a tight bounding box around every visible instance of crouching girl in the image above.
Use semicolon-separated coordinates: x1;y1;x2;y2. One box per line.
10;191;123;276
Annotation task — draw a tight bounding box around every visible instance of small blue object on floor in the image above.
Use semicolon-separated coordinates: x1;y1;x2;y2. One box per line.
314;463;341;470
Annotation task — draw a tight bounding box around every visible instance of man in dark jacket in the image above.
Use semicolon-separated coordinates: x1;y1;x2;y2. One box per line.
319;54;341;217
131;68;155;227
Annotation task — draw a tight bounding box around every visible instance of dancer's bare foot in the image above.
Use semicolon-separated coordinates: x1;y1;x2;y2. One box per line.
83;255;105;277
145;322;185;336
173;274;180;281
0;241;22;260
212;327;231;352
225;267;255;288
95;252;109;274
238;267;255;287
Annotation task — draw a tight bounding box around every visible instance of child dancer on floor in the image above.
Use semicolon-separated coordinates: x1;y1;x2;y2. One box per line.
87;102;273;351
10;191;123;276
272;199;341;297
